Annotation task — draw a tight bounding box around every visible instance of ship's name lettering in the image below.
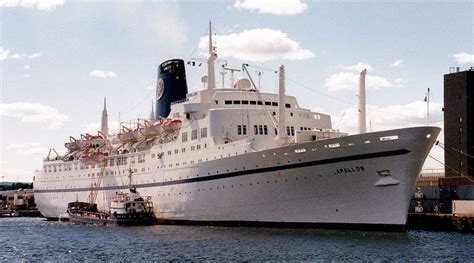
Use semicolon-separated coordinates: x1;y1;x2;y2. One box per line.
335;166;365;175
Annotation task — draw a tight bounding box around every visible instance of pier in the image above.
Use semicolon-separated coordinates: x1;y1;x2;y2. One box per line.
408;175;474;232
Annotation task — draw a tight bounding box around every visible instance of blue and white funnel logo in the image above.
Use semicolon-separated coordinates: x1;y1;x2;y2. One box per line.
156;78;165;100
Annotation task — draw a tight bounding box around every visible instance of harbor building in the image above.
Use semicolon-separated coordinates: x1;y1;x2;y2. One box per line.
444;68;474;177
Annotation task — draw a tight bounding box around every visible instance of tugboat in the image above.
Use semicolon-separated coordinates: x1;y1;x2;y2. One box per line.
67;166;155;226
67;201;109;225
108;189;155;226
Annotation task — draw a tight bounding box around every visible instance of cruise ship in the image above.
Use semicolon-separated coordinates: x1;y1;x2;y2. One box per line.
33;23;440;231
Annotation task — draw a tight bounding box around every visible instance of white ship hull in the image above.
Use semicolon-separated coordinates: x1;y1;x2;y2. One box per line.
34;127;439;230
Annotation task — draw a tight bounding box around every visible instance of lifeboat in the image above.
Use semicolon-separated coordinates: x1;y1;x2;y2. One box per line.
161;118;182;132
138;120;161;138
65;136;82;152
80;148;107;165
118;126;139;143
81;132;107;149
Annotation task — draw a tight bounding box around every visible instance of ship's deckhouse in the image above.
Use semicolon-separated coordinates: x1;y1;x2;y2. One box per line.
169;88;335;150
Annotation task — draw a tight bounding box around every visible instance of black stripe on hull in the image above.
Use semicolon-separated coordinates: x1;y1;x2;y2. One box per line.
45;217;406;232
155;219;407;232
35;149;410;193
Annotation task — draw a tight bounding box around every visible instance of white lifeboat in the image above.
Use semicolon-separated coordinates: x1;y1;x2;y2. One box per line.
118;126;139;143
139;120;161;138
81;132;107;149
80;148;107;165
161;118;182;132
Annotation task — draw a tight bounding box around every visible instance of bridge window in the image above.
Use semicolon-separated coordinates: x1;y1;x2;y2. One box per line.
242;100;249;104
191;130;197;140
285;103;291;108
225;100;232;104
250;101;257;105
233;100;241;104
286;126;295;136
182;132;188;142
237;125;247;135
201;127;207;138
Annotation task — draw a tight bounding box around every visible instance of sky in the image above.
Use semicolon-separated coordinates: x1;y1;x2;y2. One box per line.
0;0;473;182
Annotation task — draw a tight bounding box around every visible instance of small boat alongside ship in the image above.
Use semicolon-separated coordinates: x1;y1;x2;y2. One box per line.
66;189;155;226
66;165;155;226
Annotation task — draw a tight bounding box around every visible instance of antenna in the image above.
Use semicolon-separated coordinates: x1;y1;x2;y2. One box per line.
256;70;263;90
207;20;216;90
220;66;227;88
425;88;431;126
223;67;241;88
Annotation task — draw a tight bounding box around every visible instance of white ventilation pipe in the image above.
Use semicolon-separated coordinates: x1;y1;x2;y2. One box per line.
359;69;367;134
278;65;286;145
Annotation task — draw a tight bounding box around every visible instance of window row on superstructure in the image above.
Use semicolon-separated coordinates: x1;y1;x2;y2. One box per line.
223;100;292;109
43;142;209;174
182;127;207;142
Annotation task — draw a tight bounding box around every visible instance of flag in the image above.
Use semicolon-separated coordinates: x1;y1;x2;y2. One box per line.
424;96;427;102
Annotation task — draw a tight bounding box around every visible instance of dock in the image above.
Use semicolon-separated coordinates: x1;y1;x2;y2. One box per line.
407;213;474;232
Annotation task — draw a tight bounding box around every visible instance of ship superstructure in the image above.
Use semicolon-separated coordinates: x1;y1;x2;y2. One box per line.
33;23;440;230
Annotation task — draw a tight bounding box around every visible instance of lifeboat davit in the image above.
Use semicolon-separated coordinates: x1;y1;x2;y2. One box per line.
65;136;82;152
80;149;107;165
118;127;139;143
161;118;182;132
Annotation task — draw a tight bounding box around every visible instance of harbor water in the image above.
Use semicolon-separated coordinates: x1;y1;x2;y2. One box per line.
1;217;472;261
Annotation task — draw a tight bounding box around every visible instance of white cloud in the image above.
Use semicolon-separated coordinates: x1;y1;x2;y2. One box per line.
6;143;49;156
0;47;9;60
29;52;42;58
24;65;31;69
341;62;374;72
0;47;42;60
85;121;120;134
390;59;403;68
452;52;474;65
89;70;118;78
324;71;405;91
233;0;307;15
0;0;64;11
335;100;443;135
0;102;68;129
199;28;313;62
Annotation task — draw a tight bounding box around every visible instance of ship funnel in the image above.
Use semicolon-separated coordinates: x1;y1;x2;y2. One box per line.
155;59;188;119
359;69;367;134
